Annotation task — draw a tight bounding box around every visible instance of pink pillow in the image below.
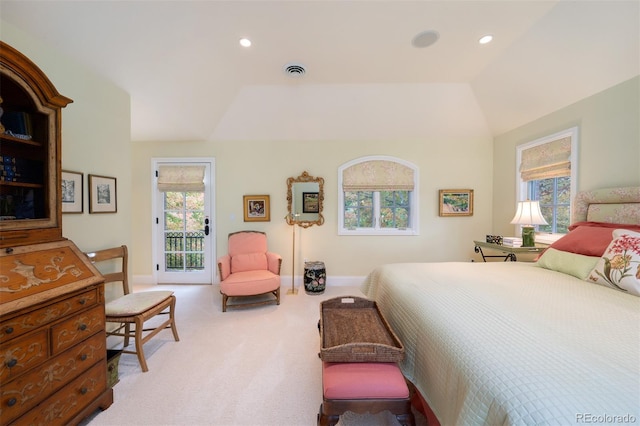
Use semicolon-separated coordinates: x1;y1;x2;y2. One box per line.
231;252;268;273
550;222;640;257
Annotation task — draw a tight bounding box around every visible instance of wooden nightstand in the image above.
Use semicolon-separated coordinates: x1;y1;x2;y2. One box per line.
473;240;546;262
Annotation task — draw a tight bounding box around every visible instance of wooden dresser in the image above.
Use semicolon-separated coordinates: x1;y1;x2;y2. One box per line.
0;42;113;424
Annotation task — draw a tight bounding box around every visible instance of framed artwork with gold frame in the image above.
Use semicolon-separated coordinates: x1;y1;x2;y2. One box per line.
243;194;270;222
439;189;473;217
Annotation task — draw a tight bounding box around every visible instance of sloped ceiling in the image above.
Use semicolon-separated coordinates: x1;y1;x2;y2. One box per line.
1;0;638;142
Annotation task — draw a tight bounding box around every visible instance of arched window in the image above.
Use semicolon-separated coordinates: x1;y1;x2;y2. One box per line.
338;156;419;235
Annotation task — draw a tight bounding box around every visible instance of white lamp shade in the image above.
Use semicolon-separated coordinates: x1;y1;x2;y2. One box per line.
510;200;548;226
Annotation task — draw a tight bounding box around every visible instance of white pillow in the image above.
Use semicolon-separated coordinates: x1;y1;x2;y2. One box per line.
586;229;640;296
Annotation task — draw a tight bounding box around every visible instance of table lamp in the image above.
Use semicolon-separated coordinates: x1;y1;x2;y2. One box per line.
510;200;548;247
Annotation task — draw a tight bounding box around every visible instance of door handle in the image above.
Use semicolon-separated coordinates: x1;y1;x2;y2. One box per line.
204;225;210;235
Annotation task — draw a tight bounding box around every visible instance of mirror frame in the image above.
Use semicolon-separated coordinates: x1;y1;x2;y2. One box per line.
286;171;324;228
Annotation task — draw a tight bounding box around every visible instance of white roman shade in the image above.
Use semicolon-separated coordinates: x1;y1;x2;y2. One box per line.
519;136;571;181
157;165;205;192
342;160;415;191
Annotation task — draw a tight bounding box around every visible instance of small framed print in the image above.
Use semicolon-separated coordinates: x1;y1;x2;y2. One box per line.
439;189;474;217
302;192;319;213
89;174;117;213
243;195;270;222
61;170;83;213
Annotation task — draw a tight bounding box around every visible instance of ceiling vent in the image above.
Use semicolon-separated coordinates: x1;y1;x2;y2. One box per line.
284;63;306;77
411;30;440;48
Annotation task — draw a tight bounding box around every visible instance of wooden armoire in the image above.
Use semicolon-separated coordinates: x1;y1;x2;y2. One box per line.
0;41;113;425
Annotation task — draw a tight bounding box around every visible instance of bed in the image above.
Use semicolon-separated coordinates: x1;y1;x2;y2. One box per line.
361;186;640;425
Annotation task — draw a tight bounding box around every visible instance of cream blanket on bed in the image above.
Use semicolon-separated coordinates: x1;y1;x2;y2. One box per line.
361;262;640;425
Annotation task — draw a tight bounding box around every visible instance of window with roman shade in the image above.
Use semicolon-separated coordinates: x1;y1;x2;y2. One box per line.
338;156;419;236
515;127;578;235
157;165;205;192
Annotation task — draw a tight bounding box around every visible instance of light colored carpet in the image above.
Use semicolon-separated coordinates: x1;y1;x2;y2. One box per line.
82;283;427;426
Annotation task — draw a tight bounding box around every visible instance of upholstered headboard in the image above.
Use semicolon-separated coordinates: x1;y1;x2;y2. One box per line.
572;186;640;225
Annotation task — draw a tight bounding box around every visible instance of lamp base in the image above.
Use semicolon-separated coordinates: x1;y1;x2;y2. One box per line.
287;288;299;295
521;226;535;247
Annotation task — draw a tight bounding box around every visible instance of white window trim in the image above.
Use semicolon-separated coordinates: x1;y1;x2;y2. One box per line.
514;126;578;236
338;155;419;236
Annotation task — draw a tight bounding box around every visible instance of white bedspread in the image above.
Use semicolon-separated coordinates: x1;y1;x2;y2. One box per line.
361;262;640;425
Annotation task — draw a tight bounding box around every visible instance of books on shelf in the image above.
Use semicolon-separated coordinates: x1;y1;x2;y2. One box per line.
1;111;33;139
502;237;523;247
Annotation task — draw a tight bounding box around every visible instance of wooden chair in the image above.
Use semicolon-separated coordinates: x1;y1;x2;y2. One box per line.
85;245;179;372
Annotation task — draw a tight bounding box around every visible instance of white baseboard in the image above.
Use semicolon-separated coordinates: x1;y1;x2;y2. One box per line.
134;274;365;287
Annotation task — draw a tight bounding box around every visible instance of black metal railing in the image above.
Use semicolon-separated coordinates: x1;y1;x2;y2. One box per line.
165;231;205;270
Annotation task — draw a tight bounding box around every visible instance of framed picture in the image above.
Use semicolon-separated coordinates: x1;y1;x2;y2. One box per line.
61;170;83;213
439;189;474;217
302;192;319;213
243;195;270;222
89;174;117;213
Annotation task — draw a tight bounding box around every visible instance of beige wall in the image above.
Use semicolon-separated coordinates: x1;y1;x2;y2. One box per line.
132;136;494;280
2;22;132;255
493;76;640;237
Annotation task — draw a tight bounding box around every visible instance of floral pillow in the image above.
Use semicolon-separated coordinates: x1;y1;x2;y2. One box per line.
586;229;640;296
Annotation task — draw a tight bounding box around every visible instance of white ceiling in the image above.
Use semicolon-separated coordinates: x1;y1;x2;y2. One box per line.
1;0;638;142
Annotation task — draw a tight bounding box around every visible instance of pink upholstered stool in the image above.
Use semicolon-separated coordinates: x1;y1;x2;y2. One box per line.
318;362;415;426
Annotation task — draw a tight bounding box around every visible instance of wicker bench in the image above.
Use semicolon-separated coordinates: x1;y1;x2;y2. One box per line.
318;361;415;426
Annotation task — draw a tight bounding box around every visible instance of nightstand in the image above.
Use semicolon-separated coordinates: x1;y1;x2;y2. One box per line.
473;240;546;262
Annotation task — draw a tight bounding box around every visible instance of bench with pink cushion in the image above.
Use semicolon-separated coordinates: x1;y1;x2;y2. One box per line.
318;361;415;426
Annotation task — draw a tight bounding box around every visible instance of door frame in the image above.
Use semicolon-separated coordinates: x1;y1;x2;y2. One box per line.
151;157;216;284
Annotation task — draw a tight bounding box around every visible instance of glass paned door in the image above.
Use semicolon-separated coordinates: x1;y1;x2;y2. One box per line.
155;160;213;284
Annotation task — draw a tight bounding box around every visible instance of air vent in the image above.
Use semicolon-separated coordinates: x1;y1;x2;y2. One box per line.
411;30;440;48
284;63;306;77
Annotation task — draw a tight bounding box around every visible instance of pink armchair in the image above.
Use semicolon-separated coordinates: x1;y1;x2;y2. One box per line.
217;231;282;312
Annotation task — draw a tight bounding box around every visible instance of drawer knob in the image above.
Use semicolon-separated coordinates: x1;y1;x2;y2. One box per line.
7;397;17;407
5;358;17;368
79;324;87;331
4;327;13;335
79;298;86;305
80;354;88;361
80;387;88;395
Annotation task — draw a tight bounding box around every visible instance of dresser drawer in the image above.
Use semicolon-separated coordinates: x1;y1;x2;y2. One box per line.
0;330;47;383
51;305;104;355
0;331;106;424
10;360;107;426
0;288;99;345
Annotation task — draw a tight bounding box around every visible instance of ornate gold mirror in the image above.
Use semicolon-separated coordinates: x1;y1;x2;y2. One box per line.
286;171;324;228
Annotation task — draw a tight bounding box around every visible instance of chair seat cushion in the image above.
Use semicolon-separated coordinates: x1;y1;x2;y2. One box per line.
322;362;409;400
220;270;280;296
106;291;174;316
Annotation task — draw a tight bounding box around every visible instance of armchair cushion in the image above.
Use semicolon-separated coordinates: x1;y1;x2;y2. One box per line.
220;270;280;296
231;252;268;273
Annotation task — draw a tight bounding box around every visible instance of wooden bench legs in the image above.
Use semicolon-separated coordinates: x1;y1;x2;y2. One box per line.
318;398;415;426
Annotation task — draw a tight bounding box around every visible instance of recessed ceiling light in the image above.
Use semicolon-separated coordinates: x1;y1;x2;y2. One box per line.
239;38;252;48
411;30;440;48
479;35;493;45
